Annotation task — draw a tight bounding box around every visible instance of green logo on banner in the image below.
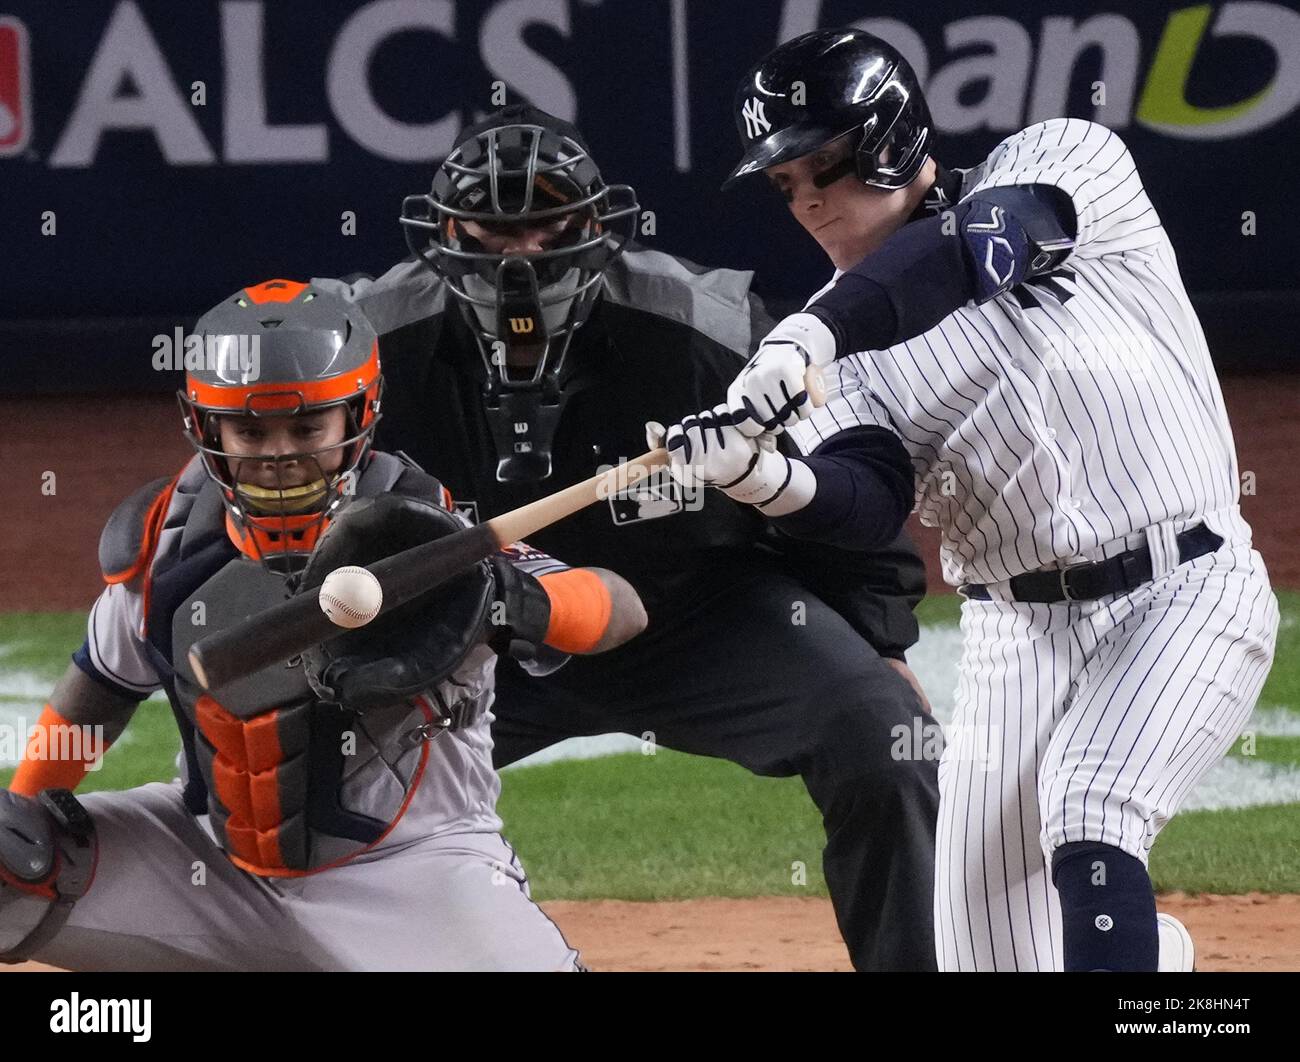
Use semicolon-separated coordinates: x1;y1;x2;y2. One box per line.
1137;3;1300;138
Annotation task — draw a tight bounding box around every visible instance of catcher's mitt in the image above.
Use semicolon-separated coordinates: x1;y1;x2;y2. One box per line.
295;493;495;711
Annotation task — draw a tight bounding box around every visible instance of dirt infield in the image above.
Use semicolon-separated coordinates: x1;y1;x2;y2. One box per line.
7;894;1297;972
6;373;1300;610
539;894;1300;972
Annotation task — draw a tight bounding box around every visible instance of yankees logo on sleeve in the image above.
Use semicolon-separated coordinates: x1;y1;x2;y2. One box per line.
788;118;1242;588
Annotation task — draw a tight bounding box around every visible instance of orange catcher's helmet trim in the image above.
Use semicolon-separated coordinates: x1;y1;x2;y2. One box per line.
184;342;381;415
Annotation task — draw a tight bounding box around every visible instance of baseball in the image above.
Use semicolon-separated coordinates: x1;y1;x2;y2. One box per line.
318;566;384;629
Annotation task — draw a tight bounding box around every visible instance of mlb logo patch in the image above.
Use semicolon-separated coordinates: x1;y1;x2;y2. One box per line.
0;17;31;157
608;467;686;525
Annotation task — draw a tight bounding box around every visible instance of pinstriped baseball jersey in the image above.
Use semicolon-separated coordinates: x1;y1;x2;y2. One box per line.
779;116;1278;971
787;118;1242;588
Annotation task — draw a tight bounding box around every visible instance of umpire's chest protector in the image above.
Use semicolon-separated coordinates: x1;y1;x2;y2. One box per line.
134;453;494;878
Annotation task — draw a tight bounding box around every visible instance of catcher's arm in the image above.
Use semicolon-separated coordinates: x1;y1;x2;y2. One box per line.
536;566;646;655
9;664;139;795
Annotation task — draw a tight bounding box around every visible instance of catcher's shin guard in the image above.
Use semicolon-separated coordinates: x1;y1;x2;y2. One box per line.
0;788;96;963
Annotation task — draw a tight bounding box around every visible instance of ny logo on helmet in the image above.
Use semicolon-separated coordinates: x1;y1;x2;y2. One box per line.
741;98;771;140
509;317;535;334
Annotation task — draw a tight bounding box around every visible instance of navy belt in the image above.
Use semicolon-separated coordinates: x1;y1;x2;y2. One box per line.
960;524;1224;604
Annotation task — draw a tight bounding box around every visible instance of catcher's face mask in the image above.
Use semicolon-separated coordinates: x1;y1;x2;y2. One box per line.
179;280;384;575
401;109;638;482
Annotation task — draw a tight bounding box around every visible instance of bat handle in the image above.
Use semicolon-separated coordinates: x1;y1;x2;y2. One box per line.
805;364;827;408
487;448;669;548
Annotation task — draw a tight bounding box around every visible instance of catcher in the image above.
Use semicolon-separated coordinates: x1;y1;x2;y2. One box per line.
0;280;645;971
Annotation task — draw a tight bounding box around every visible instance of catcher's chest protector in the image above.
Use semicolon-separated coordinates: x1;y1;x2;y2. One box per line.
151;454;495;877
169;559;445;876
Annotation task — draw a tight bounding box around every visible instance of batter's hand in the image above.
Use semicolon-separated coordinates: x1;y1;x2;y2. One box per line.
648;406;810;513
728;312;837;437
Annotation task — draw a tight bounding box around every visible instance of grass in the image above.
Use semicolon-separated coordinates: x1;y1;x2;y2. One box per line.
1;589;1296;898
1149;806;1300;894
497;748;828;900
496;747;1300;902
1226;734;1300;766
1262;591;1300;714
914;593;963;627
0;612;86;670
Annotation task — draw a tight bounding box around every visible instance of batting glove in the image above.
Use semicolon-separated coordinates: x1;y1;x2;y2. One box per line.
727;312;837;437
647;405;815;515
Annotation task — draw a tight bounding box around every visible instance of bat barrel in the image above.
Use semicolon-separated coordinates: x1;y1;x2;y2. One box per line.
188;523;503;691
188;593;340;691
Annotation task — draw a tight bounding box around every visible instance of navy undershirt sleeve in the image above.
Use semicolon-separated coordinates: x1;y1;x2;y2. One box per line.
806;183;1076;357
770;426;914;552
807;213;969;357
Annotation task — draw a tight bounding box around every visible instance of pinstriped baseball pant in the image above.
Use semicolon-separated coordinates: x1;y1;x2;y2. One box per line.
935;537;1278;971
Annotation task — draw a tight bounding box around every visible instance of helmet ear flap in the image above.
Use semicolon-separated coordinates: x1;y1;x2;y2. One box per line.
856;76;933;190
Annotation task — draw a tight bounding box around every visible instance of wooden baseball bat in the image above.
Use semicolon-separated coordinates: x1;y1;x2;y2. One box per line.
187;449;666;690
188;367;826;691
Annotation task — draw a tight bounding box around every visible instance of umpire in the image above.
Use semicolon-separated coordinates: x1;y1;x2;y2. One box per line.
319;105;940;971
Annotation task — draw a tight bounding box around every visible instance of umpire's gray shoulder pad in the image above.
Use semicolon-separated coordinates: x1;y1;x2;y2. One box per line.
310;258;449;338
99;474;176;586
603;247;759;357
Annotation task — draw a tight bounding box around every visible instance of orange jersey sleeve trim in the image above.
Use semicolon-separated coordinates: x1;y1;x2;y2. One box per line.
538;569;613;655
9;704;110;796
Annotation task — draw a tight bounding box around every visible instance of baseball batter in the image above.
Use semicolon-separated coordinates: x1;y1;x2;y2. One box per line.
663;29;1279;971
0;281;645;971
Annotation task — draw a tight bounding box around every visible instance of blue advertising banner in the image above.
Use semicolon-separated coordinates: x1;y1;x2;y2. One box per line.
2;0;1297;390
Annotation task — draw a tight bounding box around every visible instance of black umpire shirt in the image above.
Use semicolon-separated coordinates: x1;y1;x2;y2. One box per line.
316;246;926;660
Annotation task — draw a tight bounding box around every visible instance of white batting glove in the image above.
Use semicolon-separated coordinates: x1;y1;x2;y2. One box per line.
647;406;815;515
727;312;837;438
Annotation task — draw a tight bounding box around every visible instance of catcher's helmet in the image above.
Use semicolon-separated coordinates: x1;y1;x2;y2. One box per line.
724;28;933;191
400;104;639;482
177;280;383;573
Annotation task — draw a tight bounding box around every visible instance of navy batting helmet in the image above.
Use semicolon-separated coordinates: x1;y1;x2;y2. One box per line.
724;28;933;191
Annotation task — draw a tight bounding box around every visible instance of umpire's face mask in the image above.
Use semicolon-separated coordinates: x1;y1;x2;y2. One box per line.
461;267;583;372
445;211;603;483
400;118;640;482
